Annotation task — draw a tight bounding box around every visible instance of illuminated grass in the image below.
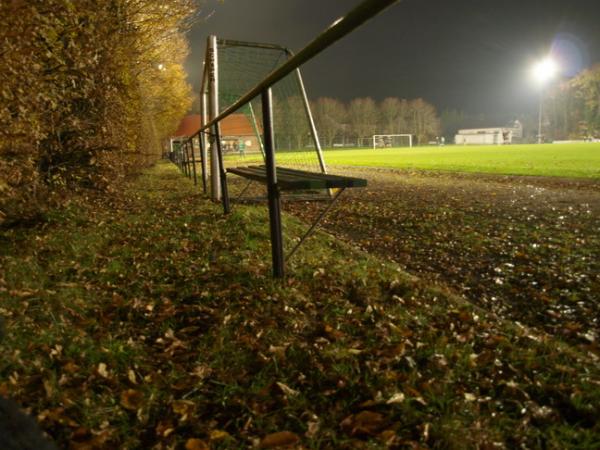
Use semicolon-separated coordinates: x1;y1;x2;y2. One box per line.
270;143;600;179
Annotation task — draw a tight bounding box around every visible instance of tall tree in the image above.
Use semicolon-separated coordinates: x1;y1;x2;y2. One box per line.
274;96;310;150
347;97;377;144
379;98;409;134
408;99;441;144
546;64;600;139
569;64;600;136
312;98;346;148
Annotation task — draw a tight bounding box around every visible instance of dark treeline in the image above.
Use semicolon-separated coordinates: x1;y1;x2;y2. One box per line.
257;96;441;149
310;97;440;148
0;0;195;225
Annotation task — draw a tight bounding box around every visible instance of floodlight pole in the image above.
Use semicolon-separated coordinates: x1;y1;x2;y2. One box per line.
537;90;543;144
531;57;558;144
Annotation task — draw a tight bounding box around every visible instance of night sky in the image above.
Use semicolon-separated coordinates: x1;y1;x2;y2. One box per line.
185;0;600;118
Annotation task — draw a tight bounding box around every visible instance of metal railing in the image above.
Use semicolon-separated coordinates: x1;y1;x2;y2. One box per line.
186;0;399;144
176;0;400;277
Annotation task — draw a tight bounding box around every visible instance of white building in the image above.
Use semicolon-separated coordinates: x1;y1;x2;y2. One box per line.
455;121;522;145
455;128;513;145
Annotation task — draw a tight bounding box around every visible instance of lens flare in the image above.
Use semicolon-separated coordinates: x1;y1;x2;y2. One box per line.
531;58;558;84
551;33;588;77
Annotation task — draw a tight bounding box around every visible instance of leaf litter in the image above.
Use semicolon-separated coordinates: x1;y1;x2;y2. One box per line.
0;162;598;448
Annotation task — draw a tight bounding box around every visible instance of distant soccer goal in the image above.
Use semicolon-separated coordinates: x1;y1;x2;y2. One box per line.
373;134;413;149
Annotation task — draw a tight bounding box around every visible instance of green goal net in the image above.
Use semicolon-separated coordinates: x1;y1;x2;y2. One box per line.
211;38;329;199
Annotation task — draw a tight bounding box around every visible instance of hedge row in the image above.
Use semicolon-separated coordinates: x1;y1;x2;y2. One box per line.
0;0;194;224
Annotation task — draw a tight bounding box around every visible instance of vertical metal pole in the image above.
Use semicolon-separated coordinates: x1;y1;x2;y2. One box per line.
200;62;209;193
248;102;266;160
179;142;184;172
198;133;207;193
190;138;198;186
262;88;285;278
178;143;183;171
537;90;543;144
180;141;185;175
208;35;221;201
293;65;333;196
213;123;231;214
181;141;186;172
181;141;186;175
292;65;327;174
201;96;209;192
185;141;191;177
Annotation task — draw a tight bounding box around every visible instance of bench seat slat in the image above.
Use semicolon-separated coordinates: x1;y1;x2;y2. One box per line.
227;165;366;190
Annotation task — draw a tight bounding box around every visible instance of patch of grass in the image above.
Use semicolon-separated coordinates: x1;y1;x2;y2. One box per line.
275;143;600;178
0;161;598;448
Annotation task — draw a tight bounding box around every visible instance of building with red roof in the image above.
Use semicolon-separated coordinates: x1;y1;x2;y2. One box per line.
173;114;261;154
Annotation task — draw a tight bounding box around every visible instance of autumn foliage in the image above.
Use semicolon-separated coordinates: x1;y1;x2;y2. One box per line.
546;64;600;140
0;0;194;224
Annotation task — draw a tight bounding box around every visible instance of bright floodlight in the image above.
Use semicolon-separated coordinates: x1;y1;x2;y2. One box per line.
532;58;558;84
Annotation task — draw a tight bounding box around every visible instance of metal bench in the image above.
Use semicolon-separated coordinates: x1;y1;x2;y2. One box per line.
222;149;367;277
227;165;366;191
181;0;399;276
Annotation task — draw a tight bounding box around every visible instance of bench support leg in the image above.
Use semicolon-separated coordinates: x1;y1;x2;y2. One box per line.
286;187;345;262
262;88;285;278
236;179;254;201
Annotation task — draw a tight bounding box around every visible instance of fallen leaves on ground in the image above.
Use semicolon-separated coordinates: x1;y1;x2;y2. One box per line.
0;162;598;448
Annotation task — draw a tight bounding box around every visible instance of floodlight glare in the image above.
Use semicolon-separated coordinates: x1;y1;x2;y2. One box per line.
531;57;559;144
532;58;558;84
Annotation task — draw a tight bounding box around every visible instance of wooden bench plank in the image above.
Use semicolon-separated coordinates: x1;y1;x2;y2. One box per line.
227;165;367;191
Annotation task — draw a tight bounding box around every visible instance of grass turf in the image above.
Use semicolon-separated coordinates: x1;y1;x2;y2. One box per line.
229;143;600;179
1;161;599;448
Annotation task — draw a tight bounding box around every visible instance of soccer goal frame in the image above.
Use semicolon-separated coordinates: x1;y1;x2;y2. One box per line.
200;36;328;201
372;134;413;149
180;0;399;278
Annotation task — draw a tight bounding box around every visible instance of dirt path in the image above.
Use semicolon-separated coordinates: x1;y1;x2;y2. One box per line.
286;168;600;347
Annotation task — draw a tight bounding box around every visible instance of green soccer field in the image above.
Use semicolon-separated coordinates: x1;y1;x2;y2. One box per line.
275;143;600;179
